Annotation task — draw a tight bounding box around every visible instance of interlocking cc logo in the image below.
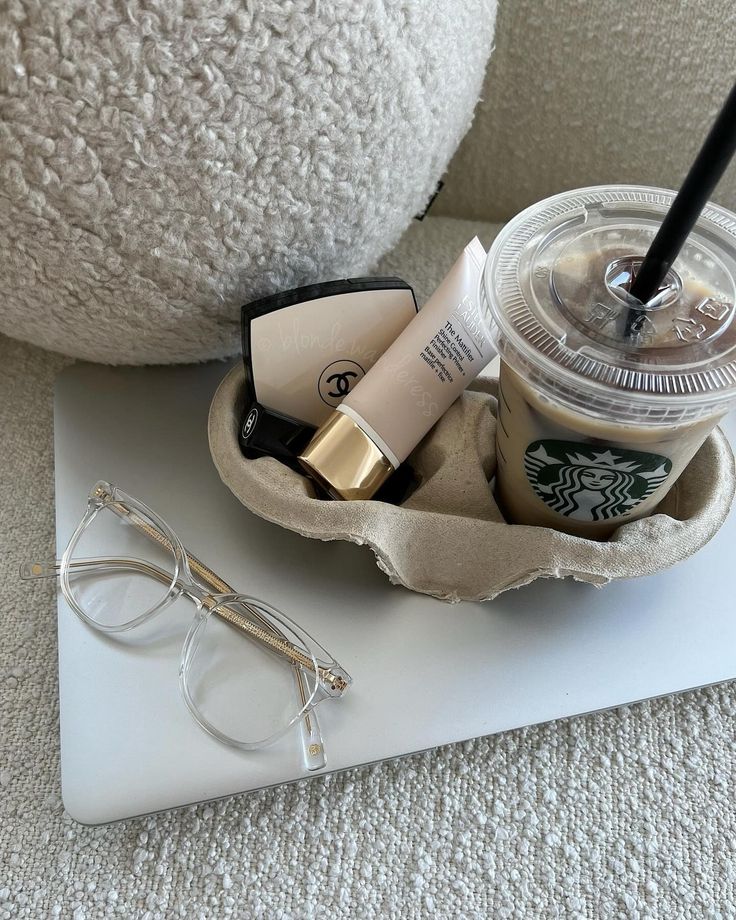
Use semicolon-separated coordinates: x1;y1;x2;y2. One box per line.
318;360;365;407
241;406;259;441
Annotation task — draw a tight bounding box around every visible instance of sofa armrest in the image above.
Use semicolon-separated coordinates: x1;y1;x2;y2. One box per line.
439;0;736;222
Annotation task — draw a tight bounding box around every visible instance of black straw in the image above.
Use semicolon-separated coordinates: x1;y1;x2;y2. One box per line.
629;79;736;307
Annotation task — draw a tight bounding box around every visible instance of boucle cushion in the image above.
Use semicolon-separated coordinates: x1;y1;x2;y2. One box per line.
0;1;497;364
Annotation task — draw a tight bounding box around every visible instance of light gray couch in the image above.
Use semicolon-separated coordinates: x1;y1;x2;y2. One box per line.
439;0;736;221
2;2;735;917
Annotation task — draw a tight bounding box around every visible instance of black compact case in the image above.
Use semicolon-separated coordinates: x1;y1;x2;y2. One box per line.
238;401;314;468
239;277;417;468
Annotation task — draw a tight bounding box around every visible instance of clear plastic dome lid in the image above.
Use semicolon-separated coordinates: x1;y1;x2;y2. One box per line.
480;185;736;422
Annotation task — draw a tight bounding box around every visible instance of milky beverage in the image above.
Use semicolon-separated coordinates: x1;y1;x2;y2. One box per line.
480;186;736;539
496;361;720;540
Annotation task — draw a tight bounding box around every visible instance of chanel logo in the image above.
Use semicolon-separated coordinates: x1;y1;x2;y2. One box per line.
241;406;259;440
326;370;357;397
318;360;365;407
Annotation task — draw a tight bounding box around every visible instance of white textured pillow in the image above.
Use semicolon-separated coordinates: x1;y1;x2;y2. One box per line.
0;1;496;363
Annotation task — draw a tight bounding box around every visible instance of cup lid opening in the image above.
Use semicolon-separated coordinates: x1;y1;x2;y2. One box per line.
481;185;736;421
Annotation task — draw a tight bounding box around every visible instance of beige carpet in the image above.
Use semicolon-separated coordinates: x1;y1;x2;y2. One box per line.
1;217;735;918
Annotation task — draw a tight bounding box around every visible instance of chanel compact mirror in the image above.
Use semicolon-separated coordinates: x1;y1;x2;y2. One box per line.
240;278;417;464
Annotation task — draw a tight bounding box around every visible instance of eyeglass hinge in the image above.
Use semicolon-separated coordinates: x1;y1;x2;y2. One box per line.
320;669;349;695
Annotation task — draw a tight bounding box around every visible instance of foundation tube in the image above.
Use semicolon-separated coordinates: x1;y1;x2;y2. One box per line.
298;238;495;500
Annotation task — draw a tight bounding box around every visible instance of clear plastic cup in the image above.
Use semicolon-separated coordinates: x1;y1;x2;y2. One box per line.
479;184;736;539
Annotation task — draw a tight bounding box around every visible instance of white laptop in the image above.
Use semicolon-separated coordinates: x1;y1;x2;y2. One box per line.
52;360;736;824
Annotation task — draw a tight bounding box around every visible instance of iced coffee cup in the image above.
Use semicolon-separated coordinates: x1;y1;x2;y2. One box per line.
479;185;736;539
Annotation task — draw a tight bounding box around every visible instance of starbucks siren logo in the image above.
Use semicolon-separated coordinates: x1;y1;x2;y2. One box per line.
524;440;672;522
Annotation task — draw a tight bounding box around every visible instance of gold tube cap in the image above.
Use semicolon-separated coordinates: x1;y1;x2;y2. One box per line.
298;410;394;501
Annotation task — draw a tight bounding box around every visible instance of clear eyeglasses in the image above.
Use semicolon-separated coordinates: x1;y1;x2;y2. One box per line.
21;481;351;771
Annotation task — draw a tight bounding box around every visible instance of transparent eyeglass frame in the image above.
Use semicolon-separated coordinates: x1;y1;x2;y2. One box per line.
21;481;351;772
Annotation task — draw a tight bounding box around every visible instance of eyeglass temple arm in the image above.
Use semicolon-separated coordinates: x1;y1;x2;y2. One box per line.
21;558;175;584
20;554;335;685
21;554;328;772
21;555;324;670
22;556;315;670
22;541;255;619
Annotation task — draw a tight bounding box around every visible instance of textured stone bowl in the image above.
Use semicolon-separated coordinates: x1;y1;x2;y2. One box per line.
208;365;736;602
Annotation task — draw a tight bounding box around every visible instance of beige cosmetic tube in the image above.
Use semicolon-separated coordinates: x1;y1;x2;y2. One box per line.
298;238;494;499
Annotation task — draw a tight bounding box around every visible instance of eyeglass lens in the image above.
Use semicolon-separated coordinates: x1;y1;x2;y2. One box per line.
182;598;320;745
66;501;178;629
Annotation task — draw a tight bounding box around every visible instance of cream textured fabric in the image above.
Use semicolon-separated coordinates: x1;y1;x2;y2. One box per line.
3;217;736;916
439;0;736;222
209;366;734;601
0;0;496;363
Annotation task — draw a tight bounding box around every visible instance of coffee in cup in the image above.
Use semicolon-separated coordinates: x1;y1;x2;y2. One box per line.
480;185;736;539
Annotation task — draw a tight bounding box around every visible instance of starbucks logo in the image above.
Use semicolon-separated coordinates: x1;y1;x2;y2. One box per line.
524;440;672;522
